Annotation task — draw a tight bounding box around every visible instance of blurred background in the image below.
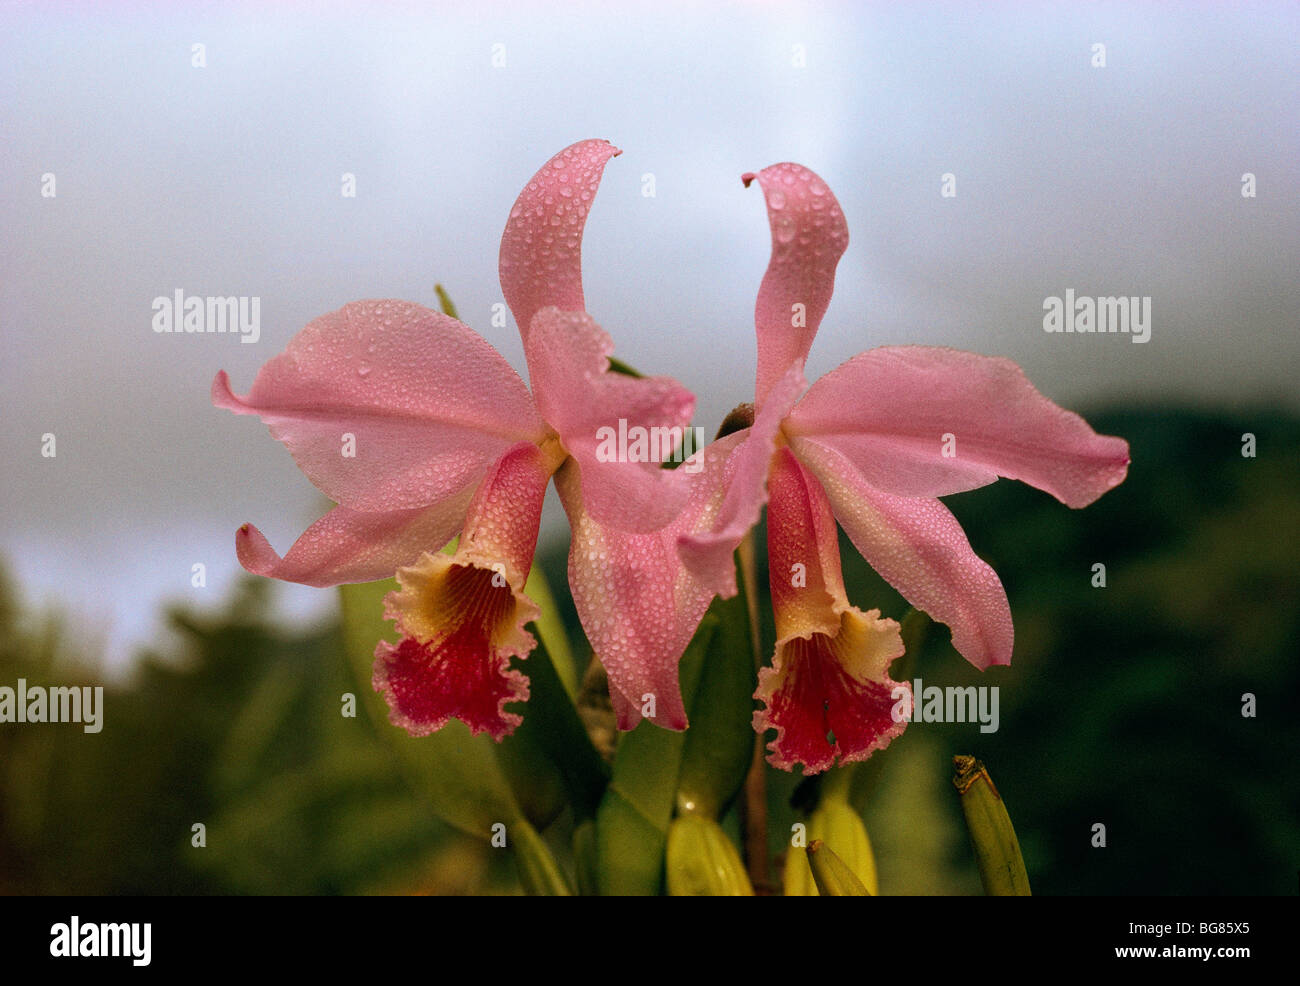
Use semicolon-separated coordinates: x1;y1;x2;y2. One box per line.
1;1;1296;894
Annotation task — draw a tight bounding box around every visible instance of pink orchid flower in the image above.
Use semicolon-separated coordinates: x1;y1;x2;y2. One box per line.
676;163;1131;774
212;140;693;741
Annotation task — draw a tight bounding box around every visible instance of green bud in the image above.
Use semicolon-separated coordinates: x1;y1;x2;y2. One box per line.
784;798;879;896
434;283;459;320
806;840;871;896
666;814;754;896
952;755;1031;896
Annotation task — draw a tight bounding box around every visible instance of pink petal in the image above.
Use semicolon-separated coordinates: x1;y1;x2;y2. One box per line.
755;449;907;774
786;346;1131;507
554;439;738;731
764;448;845;639
742;163;849;409
795;438;1014;670
526;307;695;532
676;364;807;596
498;140;621;341
235;490;473;588
212;300;544;513
455;440;552;582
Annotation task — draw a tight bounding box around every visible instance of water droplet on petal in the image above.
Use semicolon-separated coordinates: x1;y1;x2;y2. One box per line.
768;189;787;210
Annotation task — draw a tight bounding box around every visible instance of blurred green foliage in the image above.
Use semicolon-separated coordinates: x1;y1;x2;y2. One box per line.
0;407;1295;894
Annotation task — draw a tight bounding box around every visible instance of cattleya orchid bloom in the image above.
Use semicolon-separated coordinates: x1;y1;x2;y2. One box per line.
212;140;694;740
675;163;1131;774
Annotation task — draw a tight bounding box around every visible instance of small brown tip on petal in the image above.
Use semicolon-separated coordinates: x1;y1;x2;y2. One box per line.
741;172;757;188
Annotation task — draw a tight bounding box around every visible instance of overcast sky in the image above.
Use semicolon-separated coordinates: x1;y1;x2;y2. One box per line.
3;0;1297;671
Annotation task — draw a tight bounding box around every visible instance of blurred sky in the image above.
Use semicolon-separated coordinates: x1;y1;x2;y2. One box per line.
2;0;1298;670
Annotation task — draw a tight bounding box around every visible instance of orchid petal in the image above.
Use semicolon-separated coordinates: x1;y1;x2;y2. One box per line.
786;346;1131;507
213;300;545;512
499;139;621;342
526;307;695;532
676;364;807;596
743;163;849;409
554;435;741;731
795;439;1014;670
235;491;473;588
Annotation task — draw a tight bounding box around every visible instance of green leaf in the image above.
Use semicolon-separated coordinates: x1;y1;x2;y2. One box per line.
572;820;599;896
676;586;758;818
338;579;521;841
523;563;578;698
433;283;459;320
497;632;610;824
605;356;643;378
511;817;574;896
594;614;718;895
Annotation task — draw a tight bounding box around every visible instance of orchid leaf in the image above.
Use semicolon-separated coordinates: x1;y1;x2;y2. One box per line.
498;631;609;824
676;579;758;818
338;578;521;841
594;613;717;895
511;817;574;896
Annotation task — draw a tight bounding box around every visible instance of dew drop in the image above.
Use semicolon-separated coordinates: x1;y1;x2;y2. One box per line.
768;189;787;210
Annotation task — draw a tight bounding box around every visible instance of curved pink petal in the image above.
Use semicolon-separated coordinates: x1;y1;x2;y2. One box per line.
743;162;849;409
213;300;545;513
754;448;907;774
499;139;621;342
676;364;807;596
795;439;1014;670
786;346;1131;507
554;435;741;731
235;488;474;588
526;307;695;532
